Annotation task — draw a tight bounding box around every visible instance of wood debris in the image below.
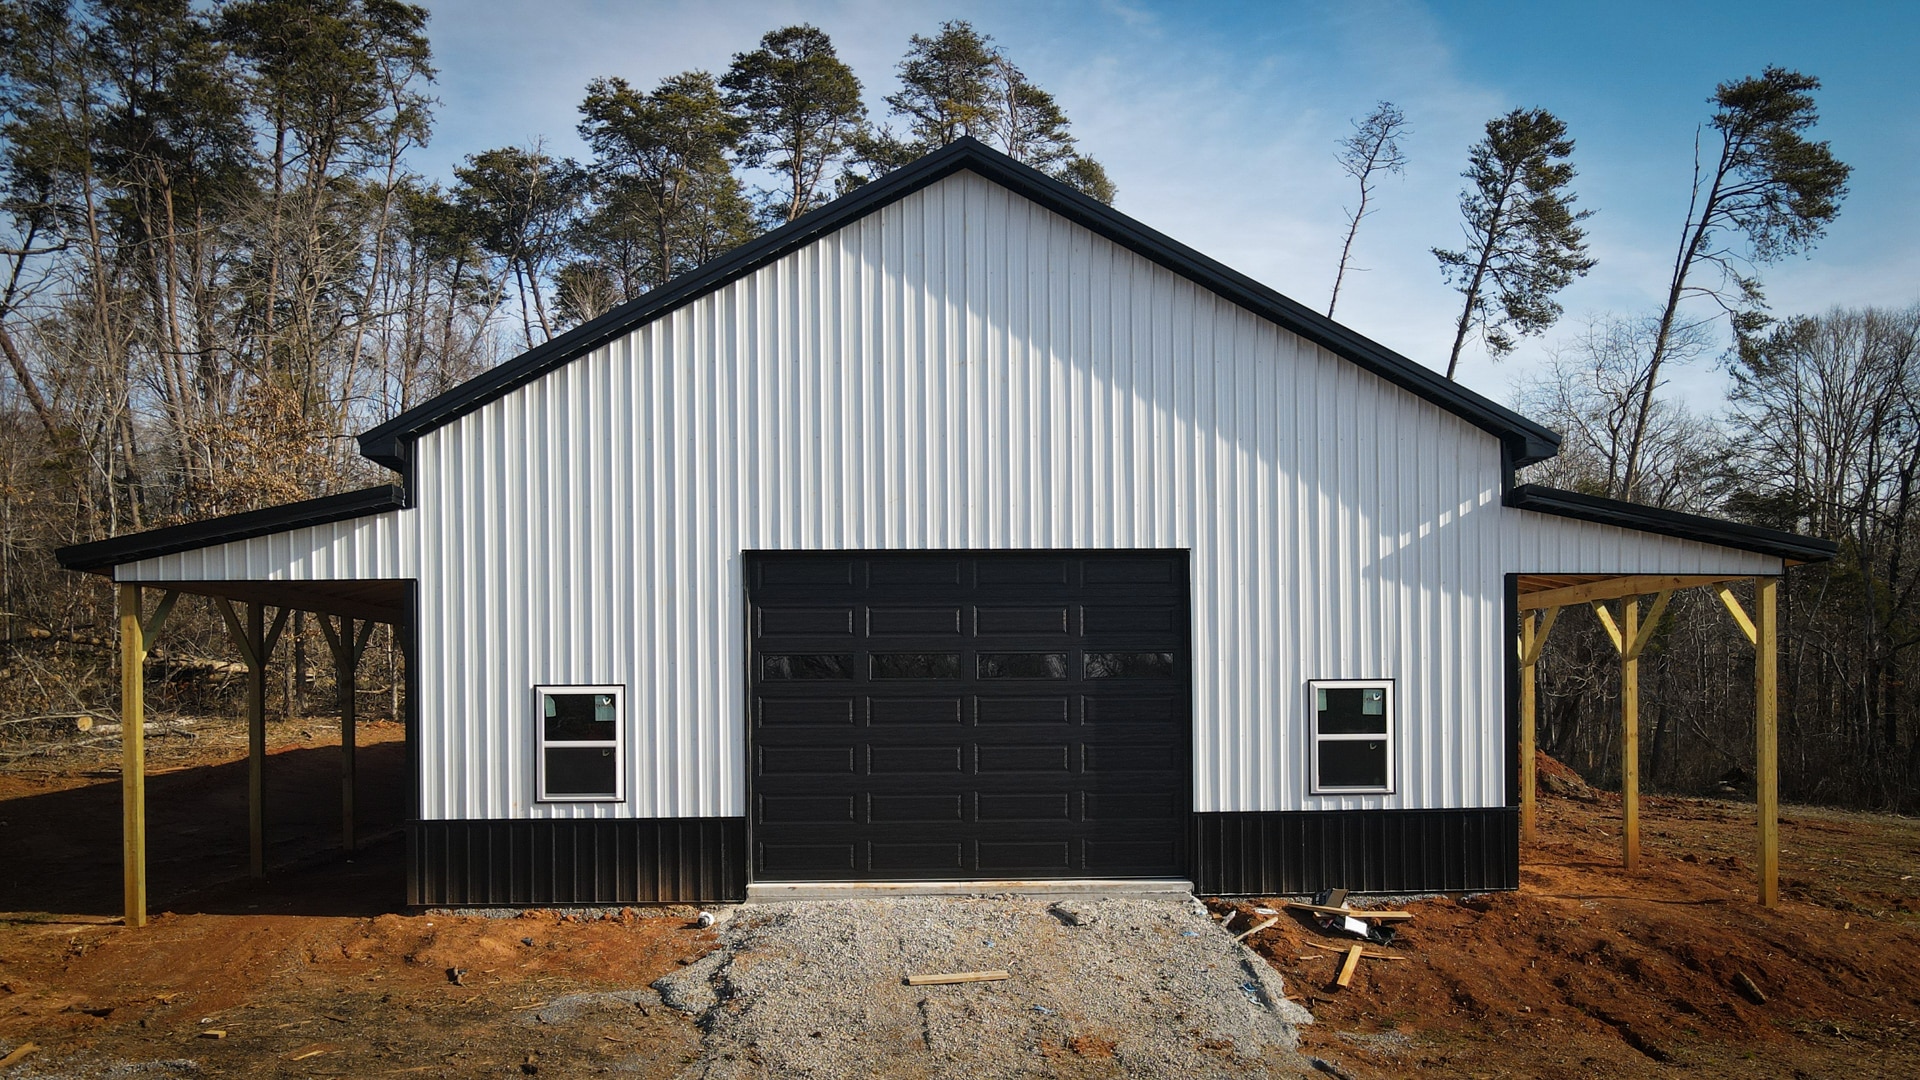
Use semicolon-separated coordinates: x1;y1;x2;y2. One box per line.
1283;901;1414;921
1336;945;1364;987
1305;941;1407;961
904;970;1009;986
1234;916;1280;941
0;1043;38;1067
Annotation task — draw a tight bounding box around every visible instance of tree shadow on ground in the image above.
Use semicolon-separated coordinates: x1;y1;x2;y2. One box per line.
0;737;406;918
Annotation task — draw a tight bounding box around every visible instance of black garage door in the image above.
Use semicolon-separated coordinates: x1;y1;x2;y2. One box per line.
746;551;1191;882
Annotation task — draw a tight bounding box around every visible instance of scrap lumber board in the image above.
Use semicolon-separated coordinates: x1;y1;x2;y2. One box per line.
1336;945;1364;987
905;970;1010;986
1283;901;1414;921
1305;941;1408;961
1234;916;1280;941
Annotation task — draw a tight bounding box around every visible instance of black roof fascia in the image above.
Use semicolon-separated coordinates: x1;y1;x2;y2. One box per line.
1505;484;1838;563
357;138;1561;474
55;485;408;575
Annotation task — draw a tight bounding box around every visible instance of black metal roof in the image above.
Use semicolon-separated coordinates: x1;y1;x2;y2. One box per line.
356;136;1563;474
54;485;408;574
1504;484;1838;563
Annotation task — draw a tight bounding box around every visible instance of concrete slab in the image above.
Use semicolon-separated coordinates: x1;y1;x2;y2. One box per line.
746;878;1198;901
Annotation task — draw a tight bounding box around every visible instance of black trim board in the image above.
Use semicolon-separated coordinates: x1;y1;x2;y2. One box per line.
1505;484;1838;562
56;485;408;574
357;137;1560;474
1192;808;1520;895
408;818;748;906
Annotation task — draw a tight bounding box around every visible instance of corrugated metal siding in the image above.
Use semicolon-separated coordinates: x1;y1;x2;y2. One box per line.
1192;809;1520;895
113;509;414;582
386;170;1779;821
408;818;747;906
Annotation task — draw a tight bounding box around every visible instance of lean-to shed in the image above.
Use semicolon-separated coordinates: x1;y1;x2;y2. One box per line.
59;138;1833;914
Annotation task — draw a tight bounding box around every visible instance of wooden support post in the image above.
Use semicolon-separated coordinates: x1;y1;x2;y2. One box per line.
118;585;147;928
1517;605;1561;847
1756;577;1779;908
1622;598;1640;872
217;599;286;879
117;585;178;928
318;616;375;853
246;602;266;877
1521;612;1537;845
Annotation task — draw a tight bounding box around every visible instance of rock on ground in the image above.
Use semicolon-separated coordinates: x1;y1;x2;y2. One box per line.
653;896;1315;1079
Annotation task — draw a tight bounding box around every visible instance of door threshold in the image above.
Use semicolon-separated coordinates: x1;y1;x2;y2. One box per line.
745;878;1196;902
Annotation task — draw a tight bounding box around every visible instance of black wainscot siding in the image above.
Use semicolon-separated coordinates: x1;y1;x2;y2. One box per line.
409;818;747;907
1192;808;1519;895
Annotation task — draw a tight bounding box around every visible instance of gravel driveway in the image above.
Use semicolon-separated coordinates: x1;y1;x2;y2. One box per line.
653;895;1316;1079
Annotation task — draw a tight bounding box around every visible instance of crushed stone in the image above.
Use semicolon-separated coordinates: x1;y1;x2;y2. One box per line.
653;895;1315;1079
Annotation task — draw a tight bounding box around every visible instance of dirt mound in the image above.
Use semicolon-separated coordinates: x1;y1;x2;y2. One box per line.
1228;791;1920;1078
1535;750;1599;800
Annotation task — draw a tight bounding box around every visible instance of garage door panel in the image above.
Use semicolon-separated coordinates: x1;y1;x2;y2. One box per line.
976;743;1072;772
758;746;856;774
869;745;963;773
975;605;1072;634
868;558;963;587
759;795;857;823
756;698;857;726
974;697;1071;724
979;842;1071;869
978;793;1072;820
749;551;1188;881
871;842;965;871
975;557;1072;586
760;842;854;875
868;606;964;635
868;697;964;724
869;794;965;822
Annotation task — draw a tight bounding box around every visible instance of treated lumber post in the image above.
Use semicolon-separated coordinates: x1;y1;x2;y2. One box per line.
1756;577;1779;908
1621;598;1640;872
117;585;177;928
1521;613;1537;845
247;602;266;877
318;616;375;852
118;585;147;928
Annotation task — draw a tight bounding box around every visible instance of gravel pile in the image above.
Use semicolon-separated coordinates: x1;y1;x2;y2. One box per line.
653;895;1315;1079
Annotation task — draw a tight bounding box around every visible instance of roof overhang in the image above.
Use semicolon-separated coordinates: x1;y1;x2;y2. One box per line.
1505;484;1837;564
54;485;407;575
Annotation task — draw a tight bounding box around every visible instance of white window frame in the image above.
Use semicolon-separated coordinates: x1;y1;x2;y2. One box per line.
1307;679;1396;795
534;684;626;803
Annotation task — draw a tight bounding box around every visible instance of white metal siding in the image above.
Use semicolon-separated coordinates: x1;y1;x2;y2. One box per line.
399;171;1781;821
113;509;415;582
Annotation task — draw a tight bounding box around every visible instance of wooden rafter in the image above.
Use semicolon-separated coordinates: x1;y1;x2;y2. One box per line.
1519;574;1746;611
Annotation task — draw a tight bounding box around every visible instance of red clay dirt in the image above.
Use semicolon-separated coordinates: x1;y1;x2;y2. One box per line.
1220;753;1920;1079
2;726;1917;1078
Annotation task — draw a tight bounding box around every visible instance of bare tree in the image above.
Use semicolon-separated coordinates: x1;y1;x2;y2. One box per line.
1327;101;1408;318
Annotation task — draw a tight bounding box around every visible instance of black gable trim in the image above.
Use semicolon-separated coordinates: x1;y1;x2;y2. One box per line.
55;485;409;574
357;137;1561;474
1505;484;1837;563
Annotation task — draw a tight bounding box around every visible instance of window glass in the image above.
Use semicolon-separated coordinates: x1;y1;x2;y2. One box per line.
1316;687;1388;734
543;692;618;742
763;654;855;680
536;685;622;801
1318;740;1388;789
1085;651;1175;678
979;653;1068;679
1309;680;1394;794
871;653;962;679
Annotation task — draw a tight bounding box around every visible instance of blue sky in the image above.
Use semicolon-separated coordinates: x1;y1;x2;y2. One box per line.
416;0;1918;409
